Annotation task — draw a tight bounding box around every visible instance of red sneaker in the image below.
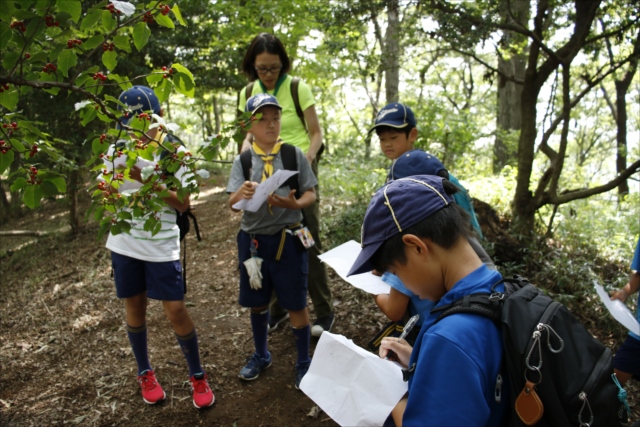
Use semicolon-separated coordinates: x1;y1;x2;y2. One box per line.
137;370;166;405
189;373;215;408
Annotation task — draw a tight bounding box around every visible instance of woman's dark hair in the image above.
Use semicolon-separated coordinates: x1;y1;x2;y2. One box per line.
241;33;291;81
371;180;473;273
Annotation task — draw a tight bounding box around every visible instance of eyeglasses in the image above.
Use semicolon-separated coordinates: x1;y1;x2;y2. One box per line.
255;65;283;75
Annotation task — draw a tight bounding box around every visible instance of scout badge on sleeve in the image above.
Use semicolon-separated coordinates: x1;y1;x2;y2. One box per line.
244;238;263;290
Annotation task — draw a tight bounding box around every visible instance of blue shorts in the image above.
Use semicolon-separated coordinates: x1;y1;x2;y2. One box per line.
237;229;308;310
111;252;184;301
614;335;640;380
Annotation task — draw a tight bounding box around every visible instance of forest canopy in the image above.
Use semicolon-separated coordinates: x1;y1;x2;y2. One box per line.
0;0;638;243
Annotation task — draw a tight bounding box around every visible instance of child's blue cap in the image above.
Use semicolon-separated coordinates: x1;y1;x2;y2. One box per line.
390;150;447;180
347;175;454;276
245;94;282;115
369;103;416;133
118;85;161;125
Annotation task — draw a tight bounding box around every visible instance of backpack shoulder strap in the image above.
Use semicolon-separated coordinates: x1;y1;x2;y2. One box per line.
430;275;531;324
240;149;252;182
280;143;300;199
291;77;308;134
237;82;256;118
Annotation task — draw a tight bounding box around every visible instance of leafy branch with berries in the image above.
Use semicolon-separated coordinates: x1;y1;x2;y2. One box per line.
0;0;238;237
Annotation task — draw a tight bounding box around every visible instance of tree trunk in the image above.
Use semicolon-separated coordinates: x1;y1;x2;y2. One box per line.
383;0;400;103
613;38;638;197
494;0;529;173
68;168;79;235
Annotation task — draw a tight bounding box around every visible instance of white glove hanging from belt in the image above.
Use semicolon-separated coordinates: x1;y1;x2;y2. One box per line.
244;237;263;290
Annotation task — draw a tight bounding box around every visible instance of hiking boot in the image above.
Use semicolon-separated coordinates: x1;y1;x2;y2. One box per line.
295;361;310;390
137;369;166;405
311;312;335;337
189;372;215;409
268;312;290;333
238;352;272;381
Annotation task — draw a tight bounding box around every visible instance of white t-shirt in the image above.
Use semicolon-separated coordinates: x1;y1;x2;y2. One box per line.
104;139;192;262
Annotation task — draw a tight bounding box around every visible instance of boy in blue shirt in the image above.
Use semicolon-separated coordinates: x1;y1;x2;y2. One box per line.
348;175;506;426
611;238;640;387
227;94;317;388
369;104;492;344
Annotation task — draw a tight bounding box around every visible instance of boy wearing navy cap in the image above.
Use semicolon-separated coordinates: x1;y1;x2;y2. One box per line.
348;175;506;426
227;94;317;388
104;86;215;408
368;104;492;346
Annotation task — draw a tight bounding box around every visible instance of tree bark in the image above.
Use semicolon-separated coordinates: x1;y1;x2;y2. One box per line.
511;0;601;236
383;0;400;103
494;0;529;173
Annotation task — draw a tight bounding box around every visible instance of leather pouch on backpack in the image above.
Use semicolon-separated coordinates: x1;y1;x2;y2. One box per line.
515;380;544;425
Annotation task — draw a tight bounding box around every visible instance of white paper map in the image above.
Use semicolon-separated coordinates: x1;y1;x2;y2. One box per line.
232;169;298;212
595;283;640;335
318;240;391;295
300;332;407;426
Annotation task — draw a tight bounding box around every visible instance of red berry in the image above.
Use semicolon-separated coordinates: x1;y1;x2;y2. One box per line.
24;53;30;59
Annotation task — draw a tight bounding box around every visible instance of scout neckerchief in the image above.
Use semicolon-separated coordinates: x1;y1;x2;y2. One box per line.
258;74;288;97
252;140;283;214
252;140;282;182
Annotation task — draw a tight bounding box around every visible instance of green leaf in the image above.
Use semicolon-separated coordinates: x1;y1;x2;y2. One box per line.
48;176;67;193
171;5;186;26
57;49;78;78
101;9;117;32
171;64;195;97
2;52;20;71
0;1;15;22
156;78;172;103
23;184;44;209
82;108;98;126
56;0;81;23
9;138;24;153
108;74;133;91
83;34;104;51
146;73;164;85
132;22;151;51
0;87;19;111
113;35;131;53
41;180;59;197
80;9;102;30
10;176;27;192
0;150;15;175
0;23;12;50
154;13;175;29
102;50;118;71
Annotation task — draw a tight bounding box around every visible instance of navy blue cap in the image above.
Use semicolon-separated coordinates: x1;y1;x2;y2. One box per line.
347;175;454;276
369;103;416;133
118;85;161;125
245;93;282;115
390;150;447;180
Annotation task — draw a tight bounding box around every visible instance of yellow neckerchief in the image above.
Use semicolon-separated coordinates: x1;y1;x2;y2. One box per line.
252;140;282;182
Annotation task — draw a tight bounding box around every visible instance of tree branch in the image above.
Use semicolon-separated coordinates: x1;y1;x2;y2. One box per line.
546;159;640;205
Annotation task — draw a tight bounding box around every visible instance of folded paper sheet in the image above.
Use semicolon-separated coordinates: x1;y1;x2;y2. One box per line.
232;169;299;212
300;332;408;426
318;240;391;295
595;283;640;335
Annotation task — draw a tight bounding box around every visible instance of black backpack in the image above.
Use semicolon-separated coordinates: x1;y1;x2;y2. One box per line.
160;134;202;293
431;275;629;427
240;142;301;199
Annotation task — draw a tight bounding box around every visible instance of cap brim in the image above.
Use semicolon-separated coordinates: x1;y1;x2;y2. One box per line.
368;122;410;133
251;103;282;114
347;240;384;276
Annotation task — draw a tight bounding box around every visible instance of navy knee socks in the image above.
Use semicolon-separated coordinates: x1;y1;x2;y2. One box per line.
126;323;152;375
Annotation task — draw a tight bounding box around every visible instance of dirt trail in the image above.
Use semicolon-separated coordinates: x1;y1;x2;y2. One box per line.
0;177;381;427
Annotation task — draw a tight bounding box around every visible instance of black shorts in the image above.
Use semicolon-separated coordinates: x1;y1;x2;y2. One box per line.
613;335;640;380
